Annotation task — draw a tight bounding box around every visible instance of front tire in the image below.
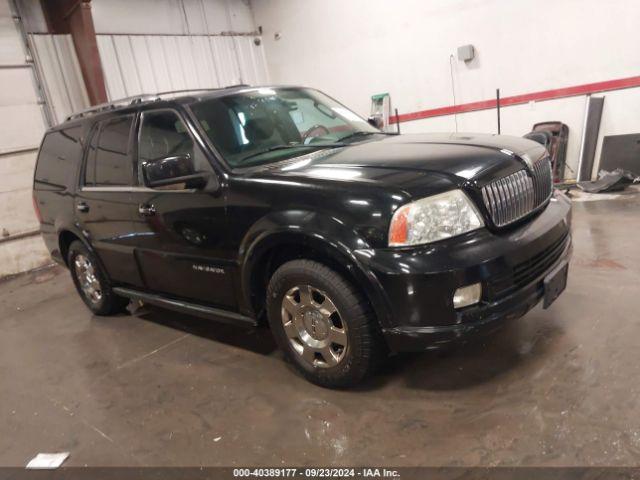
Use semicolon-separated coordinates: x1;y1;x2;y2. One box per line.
266;260;385;388
67;241;128;315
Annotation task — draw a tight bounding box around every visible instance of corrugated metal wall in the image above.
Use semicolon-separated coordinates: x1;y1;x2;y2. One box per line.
29;34;89;125
96;34;269;100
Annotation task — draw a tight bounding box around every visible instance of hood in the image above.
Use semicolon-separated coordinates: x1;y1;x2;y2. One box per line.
249;132;547;193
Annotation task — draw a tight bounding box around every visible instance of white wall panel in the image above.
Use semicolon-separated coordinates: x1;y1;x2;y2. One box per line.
0;15;25;64
0;103;44;152
209;36;242;86
29;34;89;124
97;33;269;100
0;235;51;278
234;36;269;86
92;0;257;35
0;67;38;105
0;186;39;236
0;149;36;194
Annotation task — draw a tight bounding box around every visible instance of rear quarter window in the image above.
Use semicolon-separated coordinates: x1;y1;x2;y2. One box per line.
34;126;83;190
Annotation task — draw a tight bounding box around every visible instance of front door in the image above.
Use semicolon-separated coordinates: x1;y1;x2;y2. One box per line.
127;108;236;309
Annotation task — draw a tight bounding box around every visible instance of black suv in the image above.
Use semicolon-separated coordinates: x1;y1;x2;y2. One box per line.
33;86;572;388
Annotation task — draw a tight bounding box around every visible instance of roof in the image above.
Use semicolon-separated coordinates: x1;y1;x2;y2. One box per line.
63;84;316;124
64;84;253;122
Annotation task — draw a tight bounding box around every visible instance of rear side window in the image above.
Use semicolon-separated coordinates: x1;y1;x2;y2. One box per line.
35;126;83;189
85;115;134;186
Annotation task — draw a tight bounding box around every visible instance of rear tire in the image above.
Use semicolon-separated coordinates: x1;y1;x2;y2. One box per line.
67;241;129;316
266;259;386;388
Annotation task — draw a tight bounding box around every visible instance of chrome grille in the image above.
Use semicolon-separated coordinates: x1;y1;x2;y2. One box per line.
481;157;553;227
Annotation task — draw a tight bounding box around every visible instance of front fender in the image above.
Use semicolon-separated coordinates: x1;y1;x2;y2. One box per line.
238;210;394;328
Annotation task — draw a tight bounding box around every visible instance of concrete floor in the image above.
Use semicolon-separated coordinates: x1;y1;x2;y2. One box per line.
1;193;639;467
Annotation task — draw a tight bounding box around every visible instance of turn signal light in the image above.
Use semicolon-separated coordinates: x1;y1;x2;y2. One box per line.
388;204;410;245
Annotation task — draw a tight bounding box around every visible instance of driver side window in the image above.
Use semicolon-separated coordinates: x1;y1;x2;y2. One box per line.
138;110;210;190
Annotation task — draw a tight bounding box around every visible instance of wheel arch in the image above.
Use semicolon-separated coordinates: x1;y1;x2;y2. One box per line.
57;227;102;270
240;228;392;330
58;229;81;266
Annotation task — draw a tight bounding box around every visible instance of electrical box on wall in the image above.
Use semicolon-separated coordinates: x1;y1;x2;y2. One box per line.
457;44;475;62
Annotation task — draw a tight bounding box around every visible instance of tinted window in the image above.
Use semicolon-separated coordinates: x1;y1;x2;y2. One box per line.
92;115;134;186
138;110;210;189
35;126;83;189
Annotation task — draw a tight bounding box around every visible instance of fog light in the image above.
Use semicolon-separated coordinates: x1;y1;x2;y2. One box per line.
453;283;482;309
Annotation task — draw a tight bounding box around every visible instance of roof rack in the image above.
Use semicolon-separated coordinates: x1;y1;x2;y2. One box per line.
65;85;250;122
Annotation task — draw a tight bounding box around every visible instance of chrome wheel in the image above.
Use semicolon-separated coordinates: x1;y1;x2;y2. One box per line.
281;285;348;368
74;254;103;304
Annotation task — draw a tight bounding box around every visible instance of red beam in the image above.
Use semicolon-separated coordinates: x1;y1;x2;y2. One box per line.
390;75;640;124
41;0;107;106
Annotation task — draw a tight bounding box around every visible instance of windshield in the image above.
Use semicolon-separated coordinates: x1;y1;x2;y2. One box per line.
189;87;380;168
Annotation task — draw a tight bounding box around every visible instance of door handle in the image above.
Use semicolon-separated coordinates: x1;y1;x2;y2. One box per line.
138;203;156;216
76;202;89;213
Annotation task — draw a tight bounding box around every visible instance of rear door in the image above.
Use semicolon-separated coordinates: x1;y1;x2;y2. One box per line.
126;108;235;308
75;114;144;287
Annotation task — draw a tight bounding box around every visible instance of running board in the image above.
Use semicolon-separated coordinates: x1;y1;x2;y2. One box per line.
113;287;257;327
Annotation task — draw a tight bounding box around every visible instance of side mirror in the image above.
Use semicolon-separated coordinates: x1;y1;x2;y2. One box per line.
367;115;384;129
142;154;212;190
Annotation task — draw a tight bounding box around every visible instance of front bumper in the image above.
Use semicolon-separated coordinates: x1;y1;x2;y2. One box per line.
355;190;572;352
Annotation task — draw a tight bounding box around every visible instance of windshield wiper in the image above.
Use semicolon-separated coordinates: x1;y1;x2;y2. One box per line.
239;143;346;163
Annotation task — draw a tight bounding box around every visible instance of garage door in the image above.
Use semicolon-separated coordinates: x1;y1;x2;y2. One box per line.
0;0;51;276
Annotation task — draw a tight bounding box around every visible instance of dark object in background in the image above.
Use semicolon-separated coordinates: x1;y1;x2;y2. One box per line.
577;168;640;193
527;122;569;183
524;130;553;149
598;133;640;173
577;96;605;181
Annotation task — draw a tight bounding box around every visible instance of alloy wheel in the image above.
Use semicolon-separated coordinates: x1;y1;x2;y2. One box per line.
74;254;103;305
281;284;348;368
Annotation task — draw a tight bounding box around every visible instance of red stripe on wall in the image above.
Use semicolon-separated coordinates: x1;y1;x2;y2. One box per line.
390;75;640;124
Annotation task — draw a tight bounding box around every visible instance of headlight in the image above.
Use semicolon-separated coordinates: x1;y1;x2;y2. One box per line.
388;190;484;247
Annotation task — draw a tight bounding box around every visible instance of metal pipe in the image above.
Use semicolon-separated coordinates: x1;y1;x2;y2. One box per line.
75;31;262;38
0;229;40;245
496;88;501;134
0;64;33;69
0;147;38;158
576;95;591;181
